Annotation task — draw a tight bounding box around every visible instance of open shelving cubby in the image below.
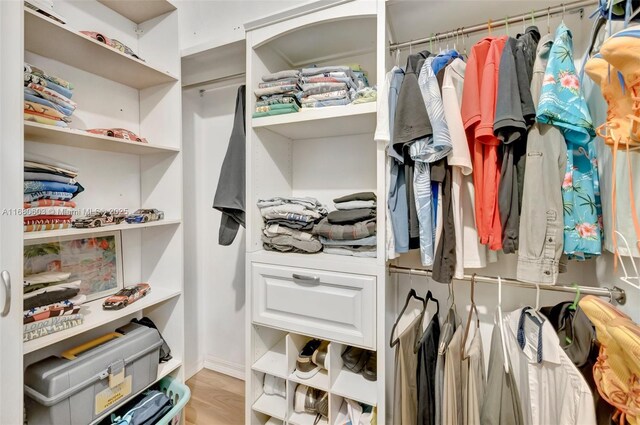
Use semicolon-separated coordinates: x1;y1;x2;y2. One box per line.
245;1;388;422
21;0;184;421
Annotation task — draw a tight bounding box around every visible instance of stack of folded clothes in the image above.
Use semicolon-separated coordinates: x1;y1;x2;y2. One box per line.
258;196;327;254
299;65;359;108
23;271;85;342
314;192;377;258
253;70;301;118
24;62;76;128
23;153;84;232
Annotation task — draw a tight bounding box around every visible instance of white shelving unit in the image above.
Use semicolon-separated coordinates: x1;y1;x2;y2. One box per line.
245;1;388;423
19;1;185;423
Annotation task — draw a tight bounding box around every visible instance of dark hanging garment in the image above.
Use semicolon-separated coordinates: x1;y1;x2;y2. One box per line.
212;85;246;246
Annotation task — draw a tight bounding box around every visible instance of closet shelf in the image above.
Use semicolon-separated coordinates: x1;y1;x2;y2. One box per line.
24;219;182;241
249;250;379;276
288;369;329;391
157;357;182;380
251;102;376;140
23;287;182;354
252;338;288;378
24;122;180;155
252;393;287;420
97;0;176;24
288;412;328;425
24;8;178;89
331;368;377;406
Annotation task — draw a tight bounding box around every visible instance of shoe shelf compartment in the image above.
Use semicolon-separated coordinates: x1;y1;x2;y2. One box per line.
250;326;378;424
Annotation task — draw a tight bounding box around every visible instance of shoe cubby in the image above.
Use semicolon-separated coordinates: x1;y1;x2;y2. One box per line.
287;334;330;391
251;369;288;421
252;326;289;379
329;394;376;425
288;382;329;425
328;343;378;407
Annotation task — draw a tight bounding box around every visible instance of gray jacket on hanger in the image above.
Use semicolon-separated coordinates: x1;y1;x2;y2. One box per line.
213;85;246;245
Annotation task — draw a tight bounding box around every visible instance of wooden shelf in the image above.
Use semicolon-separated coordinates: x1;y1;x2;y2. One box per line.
252;338;287;378
252;393;287;420
24;122;180;155
24;219;181;241
251;102;376;140
24;8;178;89
24;287;182;354
331;368;377;406
97;0;176;24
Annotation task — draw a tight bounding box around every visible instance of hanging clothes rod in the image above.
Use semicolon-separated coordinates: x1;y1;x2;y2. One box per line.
388;265;627;305
389;0;597;51
181;72;246;93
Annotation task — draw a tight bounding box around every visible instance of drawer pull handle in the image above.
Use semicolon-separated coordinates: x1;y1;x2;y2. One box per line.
1;270;11;317
292;274;320;285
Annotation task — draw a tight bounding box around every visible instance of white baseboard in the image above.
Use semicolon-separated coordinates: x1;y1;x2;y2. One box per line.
185;360;205;381
204;355;245;380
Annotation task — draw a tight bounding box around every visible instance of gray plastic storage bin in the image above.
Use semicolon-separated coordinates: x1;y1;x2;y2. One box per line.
24;323;163;425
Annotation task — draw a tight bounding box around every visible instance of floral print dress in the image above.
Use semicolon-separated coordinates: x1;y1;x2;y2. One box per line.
536;24;602;259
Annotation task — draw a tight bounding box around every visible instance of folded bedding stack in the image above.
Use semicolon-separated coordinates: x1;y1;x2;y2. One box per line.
314;192;377;258
24;62;76;128
299;65;359;108
23;271;85;342
258;197;328;254
23;153;84;232
253;70;301;118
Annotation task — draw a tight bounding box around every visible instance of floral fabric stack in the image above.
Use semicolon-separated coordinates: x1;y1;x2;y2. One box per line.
23;271;85;342
23;153;84;232
24;63;76;128
258;197;327;253
253;70;301;118
314;192;377;258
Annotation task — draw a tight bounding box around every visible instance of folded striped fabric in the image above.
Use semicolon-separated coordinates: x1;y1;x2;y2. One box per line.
24;223;71;232
24;181;80;194
23;199;77;209
23;191;74;202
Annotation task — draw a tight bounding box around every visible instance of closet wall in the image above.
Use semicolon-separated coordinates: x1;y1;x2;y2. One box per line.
180;0;311;378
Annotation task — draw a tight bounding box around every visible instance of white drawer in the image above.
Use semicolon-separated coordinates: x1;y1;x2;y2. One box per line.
252;263;376;349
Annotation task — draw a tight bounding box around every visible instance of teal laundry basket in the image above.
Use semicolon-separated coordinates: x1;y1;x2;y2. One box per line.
155;376;191;425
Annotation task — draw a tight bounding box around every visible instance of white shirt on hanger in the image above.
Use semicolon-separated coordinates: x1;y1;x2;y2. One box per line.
502;308;597;425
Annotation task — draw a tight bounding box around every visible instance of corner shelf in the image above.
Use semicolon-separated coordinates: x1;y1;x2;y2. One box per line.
252;393;287;420
251;102;376;140
158;357;182;380
24;8;178;89
24;287;182;354
24;122;180;155
24;219;181;241
97;0;176;24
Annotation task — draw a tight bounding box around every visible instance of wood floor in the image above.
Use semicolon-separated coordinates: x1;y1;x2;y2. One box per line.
186;369;245;425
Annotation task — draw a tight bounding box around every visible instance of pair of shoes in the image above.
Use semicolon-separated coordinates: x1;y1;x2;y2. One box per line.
295;339;329;379
341;347;376;381
263;374;286;398
580;296;640;424
294;384;329;420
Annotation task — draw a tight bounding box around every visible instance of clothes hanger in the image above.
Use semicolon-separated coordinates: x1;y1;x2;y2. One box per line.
389;286;426;348
569;283;580;311
505;16;510;36
395;48;401;68
523;15;526;33
535;283;541;311
461;274;481;360
447;279;458;319
562;3;567;24
547;7;551;34
488;19;493;35
414;289;441;353
497;276;510;373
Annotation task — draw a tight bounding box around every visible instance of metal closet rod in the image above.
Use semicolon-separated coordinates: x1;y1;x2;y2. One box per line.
388;0;597;51
388;265;627;305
